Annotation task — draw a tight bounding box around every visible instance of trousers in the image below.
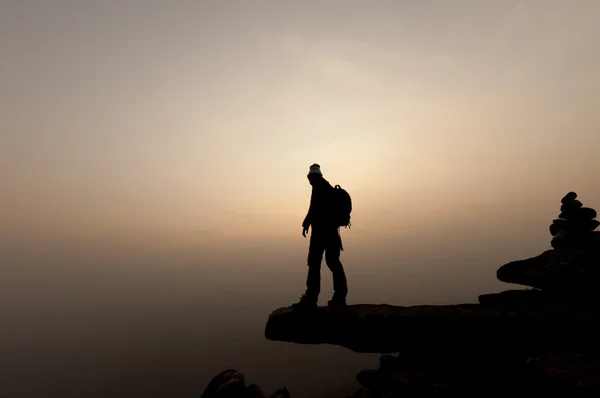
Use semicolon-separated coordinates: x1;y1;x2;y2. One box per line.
305;227;348;298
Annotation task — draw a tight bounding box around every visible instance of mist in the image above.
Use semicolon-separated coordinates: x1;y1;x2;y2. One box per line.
2;0;600;397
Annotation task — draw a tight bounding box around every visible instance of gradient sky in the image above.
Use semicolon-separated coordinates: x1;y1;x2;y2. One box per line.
2;0;600;247
2;2;600;397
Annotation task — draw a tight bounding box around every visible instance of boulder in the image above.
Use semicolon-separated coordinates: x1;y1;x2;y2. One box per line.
559;207;598;221
202;369;247;398
201;370;288;398
561;199;583;211
496;247;600;294
562;192;578;203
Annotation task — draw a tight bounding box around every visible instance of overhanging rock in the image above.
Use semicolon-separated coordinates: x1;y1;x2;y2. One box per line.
265;304;600;354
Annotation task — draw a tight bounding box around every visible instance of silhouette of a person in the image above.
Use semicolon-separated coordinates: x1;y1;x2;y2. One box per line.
293;163;348;310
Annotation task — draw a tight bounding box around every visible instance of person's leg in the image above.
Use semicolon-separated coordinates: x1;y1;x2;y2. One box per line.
293;232;325;310
305;234;325;299
325;229;348;305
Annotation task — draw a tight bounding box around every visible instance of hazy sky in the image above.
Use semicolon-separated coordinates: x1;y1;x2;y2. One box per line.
2;3;600;397
2;0;600;248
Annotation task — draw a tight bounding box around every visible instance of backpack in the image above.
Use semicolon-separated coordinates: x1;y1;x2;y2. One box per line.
331;185;352;228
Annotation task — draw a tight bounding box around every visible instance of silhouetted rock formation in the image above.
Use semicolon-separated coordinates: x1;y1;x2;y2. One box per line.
494;192;600;298
495;249;600;296
201;369;290;398
204;352;600;398
551;192;599;250
264;304;600;354
204;192;600;398
348;352;600;397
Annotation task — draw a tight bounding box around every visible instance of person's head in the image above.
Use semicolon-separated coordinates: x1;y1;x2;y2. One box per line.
307;163;323;185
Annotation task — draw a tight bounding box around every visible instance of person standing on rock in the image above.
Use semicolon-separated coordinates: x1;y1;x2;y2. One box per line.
292;163;349;310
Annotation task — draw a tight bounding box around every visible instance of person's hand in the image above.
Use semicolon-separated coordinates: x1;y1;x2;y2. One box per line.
302;227;309;238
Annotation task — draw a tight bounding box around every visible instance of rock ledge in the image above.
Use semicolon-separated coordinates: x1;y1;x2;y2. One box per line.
264;303;600;354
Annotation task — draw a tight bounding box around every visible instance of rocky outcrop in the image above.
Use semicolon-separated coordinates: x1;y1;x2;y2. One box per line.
264;304;600;354
478;288;548;305
203;353;600;398
495;249;600;294
201;369;289;398
493;192;600;298
205;191;600;398
348;352;600;397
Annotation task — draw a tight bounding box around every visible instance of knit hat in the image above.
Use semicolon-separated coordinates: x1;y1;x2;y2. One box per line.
307;163;322;177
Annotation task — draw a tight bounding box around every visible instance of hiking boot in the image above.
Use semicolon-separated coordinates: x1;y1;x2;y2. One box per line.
292;294;317;311
327;295;347;309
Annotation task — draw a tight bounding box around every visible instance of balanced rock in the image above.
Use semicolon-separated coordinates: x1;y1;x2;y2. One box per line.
560;199;583;211
561;191;578;203
550;192;599;250
558;208;597;222
494;193;600;299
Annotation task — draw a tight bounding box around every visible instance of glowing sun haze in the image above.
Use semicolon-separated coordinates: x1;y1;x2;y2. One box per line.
2;0;599;248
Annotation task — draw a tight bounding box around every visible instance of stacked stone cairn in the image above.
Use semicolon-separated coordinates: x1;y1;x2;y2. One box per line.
550;192;599;251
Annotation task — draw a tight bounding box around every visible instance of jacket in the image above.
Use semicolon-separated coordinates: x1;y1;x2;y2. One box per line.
302;177;335;230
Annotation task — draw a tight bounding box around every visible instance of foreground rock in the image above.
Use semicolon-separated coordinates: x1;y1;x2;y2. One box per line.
264;304;600;354
208;191;600;397
203;352;600;398
348;351;600;397
527;352;600;392
201;369;289;398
